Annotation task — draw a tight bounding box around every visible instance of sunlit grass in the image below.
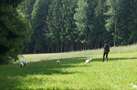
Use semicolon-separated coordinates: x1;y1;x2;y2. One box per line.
0;44;137;89
18;44;137;63
110;44;137;54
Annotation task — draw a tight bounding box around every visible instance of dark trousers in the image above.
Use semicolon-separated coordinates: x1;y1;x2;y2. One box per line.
103;52;108;61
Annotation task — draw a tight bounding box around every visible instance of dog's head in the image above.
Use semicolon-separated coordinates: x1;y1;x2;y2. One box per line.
89;58;92;60
56;60;60;65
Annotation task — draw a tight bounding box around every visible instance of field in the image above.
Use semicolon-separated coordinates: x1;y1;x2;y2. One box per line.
0;45;137;90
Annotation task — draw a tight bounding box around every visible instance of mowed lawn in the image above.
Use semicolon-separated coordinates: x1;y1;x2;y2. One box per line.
0;48;137;89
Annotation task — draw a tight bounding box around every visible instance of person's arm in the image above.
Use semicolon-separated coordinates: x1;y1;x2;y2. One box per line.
104;44;106;49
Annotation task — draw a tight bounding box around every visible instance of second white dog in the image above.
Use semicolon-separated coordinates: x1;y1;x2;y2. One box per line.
20;62;24;67
56;60;60;65
22;61;27;66
85;58;92;64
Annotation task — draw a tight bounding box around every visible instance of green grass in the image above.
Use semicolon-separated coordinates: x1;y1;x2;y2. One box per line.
0;44;137;90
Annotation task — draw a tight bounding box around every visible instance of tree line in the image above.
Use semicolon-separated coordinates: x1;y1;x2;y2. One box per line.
23;0;137;54
0;0;137;64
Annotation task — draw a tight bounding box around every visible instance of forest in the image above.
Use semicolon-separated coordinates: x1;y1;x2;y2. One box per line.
0;0;137;64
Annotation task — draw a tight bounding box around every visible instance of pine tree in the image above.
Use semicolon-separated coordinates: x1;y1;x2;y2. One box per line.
46;0;62;53
117;0;137;45
0;0;28;64
31;0;49;53
104;0;124;46
59;0;77;52
74;0;89;50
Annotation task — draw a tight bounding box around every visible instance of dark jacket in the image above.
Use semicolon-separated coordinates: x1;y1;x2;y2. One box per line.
104;44;110;53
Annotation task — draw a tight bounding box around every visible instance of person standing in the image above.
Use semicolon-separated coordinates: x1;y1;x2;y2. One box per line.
103;40;110;62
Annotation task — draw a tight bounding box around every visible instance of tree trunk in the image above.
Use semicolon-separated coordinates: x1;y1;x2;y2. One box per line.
85;45;87;50
81;43;82;50
64;44;66;52
67;43;69;52
76;42;78;50
114;13;117;47
52;46;54;53
82;44;84;50
58;45;59;52
80;43;81;50
70;42;74;51
27;41;29;54
98;41;99;48
61;43;63;52
95;38;97;49
48;46;50;53
56;45;58;53
34;41;36;54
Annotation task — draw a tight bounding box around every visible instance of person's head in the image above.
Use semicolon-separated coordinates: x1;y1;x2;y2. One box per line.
104;40;107;44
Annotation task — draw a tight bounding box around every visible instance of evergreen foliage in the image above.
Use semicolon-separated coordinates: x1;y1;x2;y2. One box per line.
22;0;137;54
31;0;49;53
1;0;137;63
74;0;88;48
0;0;28;64
104;0;124;46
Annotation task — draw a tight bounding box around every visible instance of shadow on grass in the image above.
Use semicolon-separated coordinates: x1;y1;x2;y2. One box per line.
1;56;137;77
0;76;23;90
1;57;87;75
0;56;90;89
0;57;89;89
1;56;137;89
91;57;137;62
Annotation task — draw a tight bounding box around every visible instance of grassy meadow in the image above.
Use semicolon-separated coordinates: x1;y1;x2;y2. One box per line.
0;44;137;90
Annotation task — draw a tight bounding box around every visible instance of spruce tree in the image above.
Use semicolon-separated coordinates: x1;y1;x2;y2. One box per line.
0;0;28;64
104;0;124;46
74;0;89;50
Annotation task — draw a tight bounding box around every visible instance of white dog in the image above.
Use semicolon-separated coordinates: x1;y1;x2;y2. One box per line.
22;61;27;66
56;60;60;65
20;62;24;67
20;61;27;67
85;58;92;64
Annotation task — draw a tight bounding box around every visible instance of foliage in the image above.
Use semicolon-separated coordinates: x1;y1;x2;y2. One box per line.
23;0;137;54
104;0;125;46
116;0;137;45
1;0;137;57
0;0;28;64
30;0;49;53
74;0;88;37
